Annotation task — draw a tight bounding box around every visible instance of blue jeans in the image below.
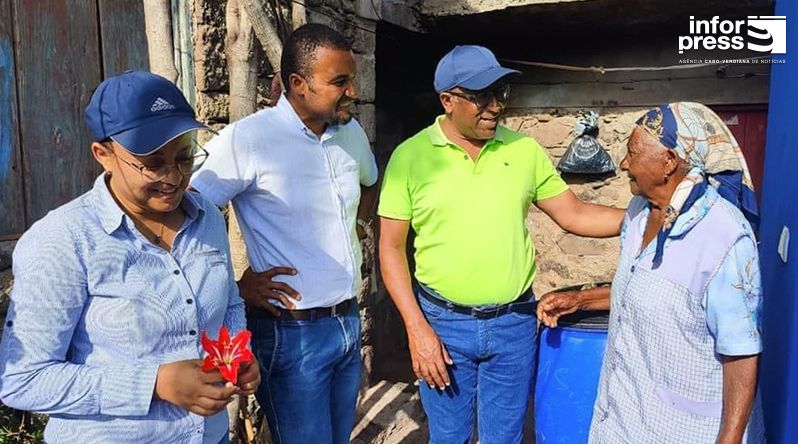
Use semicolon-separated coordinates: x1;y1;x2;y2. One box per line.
417;289;537;444
249;301;361;444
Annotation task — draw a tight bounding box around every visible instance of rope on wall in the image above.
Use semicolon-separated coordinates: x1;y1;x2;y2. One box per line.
501;56;773;73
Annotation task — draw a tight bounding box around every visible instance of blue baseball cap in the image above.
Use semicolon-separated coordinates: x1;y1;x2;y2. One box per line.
85;70;208;155
433;45;520;93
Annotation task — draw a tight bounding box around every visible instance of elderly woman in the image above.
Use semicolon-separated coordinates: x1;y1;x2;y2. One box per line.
0;71;259;443
537;102;763;443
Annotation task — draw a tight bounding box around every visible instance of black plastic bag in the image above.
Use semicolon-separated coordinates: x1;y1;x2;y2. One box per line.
557;111;615;175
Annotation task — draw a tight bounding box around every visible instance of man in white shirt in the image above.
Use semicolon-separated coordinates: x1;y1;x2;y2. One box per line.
191;23;378;444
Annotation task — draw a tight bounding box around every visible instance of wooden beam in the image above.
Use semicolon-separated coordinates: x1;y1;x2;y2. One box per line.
172;0;195;105
0;0;25;236
97;0;150;77
508;75;770;109
143;0;178;82
240;0;283;73
226;0;258;121
13;0;102;225
292;0;306;29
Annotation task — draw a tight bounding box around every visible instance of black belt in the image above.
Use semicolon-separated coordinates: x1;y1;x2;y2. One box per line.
417;284;536;319
247;298;355;321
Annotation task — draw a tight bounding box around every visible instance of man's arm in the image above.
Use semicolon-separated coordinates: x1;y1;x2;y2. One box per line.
189;124;255;207
359;184;379;221
717;355;758;444
535;189;625;238
379;217;452;390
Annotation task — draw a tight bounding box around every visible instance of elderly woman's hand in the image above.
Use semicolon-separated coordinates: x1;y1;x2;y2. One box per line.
536;291;583;328
537;286;612;327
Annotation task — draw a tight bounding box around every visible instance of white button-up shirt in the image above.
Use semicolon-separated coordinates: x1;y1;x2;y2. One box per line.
191;96;378;309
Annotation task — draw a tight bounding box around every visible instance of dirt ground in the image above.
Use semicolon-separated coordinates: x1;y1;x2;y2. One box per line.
351;378;536;444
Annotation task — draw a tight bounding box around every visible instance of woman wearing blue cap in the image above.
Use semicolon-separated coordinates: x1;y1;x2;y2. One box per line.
0;71;258;443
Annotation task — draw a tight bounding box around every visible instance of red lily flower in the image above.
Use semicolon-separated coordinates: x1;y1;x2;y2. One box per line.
201;326;255;384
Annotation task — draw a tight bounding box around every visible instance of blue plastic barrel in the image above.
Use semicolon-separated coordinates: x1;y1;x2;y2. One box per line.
535;309;609;443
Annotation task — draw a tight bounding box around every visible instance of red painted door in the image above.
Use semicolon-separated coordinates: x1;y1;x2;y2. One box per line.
713;108;768;201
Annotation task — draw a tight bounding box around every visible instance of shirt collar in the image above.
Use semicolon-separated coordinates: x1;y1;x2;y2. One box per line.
92;175;126;234
276;94;342;141
181;190;203;221
668;185;718;237
427;115;506;147
92;174;204;235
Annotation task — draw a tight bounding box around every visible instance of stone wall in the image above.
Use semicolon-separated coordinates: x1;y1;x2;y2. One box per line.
502;108;645;295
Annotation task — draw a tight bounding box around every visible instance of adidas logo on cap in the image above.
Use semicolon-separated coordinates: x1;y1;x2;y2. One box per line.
150;97;176;112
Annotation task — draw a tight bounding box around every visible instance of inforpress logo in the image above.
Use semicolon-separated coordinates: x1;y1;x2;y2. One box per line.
678;16;787;55
747;16;787;54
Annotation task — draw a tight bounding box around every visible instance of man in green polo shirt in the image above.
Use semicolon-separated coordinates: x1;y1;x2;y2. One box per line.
378;45;625;443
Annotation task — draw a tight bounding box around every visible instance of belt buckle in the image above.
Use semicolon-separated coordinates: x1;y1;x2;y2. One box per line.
471;308;499;319
280;309;304;321
471;306;505;319
471;308;489;319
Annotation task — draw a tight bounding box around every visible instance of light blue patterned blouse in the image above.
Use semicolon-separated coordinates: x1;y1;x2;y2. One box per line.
623;188;762;355
0;175;245;444
590;186;763;443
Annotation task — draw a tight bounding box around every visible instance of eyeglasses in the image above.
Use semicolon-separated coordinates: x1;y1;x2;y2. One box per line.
112;143;209;182
447;84;511;109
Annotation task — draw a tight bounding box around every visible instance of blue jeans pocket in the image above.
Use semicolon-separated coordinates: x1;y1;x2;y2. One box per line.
249;319;281;375
417;294;449;322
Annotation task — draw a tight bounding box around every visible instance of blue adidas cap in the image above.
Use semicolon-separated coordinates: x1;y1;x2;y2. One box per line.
434;45;520;93
85;70;208;156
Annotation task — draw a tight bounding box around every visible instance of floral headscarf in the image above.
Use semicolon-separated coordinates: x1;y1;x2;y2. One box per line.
636;102;759;266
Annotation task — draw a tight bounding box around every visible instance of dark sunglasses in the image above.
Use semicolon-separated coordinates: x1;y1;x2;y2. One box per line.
447;84;511;109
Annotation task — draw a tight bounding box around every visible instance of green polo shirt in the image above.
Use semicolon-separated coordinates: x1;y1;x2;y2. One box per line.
378;116;568;306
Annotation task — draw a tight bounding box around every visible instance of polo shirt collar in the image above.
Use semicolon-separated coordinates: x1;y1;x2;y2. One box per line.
428;115;506;147
92;174;203;235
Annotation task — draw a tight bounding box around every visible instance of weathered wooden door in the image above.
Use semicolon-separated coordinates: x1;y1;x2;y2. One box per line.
0;0;148;239
714;107;768;200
